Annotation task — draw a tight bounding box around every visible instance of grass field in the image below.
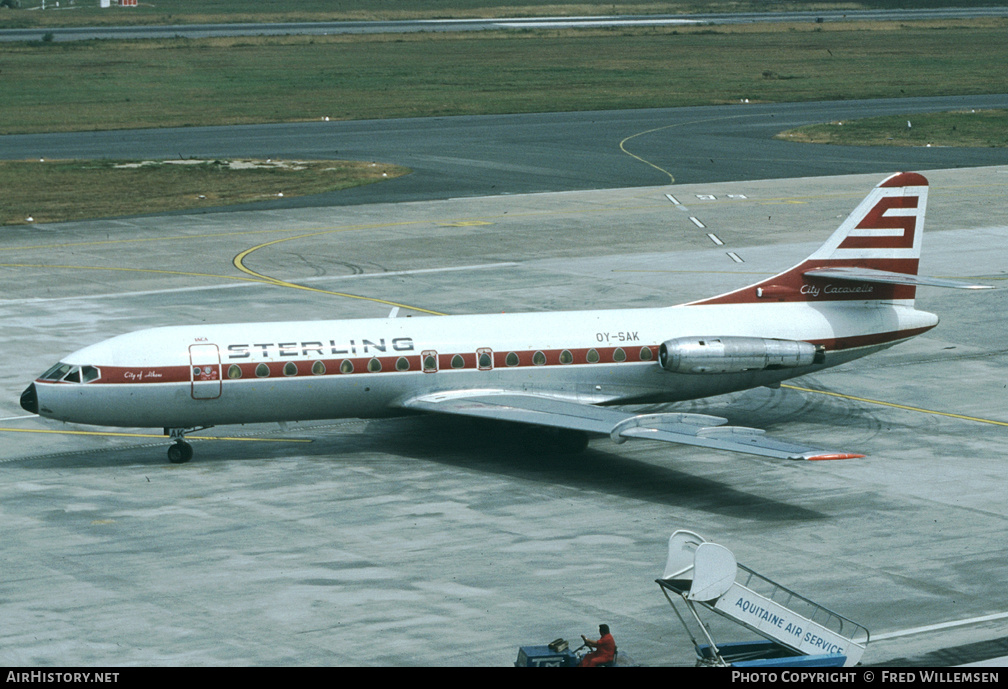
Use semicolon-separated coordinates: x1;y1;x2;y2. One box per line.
3;20;1007;134
777;109;1008;147
0;158;409;224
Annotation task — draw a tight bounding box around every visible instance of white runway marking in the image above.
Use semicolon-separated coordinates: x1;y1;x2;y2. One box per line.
873;611;1008;641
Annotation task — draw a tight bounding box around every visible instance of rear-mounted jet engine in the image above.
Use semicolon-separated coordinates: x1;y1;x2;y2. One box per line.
658;336;823;374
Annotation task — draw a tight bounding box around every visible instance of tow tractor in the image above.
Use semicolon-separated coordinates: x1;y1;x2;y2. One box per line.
515;639;580;667
515;638;626;667
658;530;869;667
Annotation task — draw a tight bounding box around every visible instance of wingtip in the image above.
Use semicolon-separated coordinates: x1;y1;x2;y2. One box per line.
803;452;866;461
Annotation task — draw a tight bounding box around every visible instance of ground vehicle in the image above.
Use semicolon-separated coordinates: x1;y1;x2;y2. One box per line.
515;638;624;667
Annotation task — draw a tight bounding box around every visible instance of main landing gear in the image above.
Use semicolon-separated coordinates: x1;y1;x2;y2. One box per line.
167;440;194;464
164;427;211;464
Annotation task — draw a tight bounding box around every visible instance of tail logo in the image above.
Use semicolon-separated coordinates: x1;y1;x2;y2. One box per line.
839;196;920;251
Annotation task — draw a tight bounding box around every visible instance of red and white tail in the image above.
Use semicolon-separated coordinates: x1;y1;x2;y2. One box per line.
695;172;931;306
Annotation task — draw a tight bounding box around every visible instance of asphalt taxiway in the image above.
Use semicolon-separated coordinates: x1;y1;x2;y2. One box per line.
5;95;1008;208
4;8;1007;43
1;167;1007;666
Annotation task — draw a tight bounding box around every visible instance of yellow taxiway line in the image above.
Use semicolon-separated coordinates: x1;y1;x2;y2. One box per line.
232;233;447;316
0;426;312;443
783;384;1008;428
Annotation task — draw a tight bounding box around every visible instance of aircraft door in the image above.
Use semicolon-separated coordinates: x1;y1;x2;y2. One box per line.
477;348;493;371
189;344;222;400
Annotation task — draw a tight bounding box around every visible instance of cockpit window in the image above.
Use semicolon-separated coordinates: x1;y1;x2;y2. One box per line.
39;363;101;383
41;363;73;381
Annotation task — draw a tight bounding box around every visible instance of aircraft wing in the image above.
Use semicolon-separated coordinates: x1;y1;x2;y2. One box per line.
400;390;862;461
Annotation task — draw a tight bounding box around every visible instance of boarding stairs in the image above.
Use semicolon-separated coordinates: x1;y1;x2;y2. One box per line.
657;530;869;667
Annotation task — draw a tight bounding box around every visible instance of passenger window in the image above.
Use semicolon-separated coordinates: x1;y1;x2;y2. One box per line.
532;351;546;366
312;361;326;375
255;363;270;378
477;348;492;370
396;357;410;371
505;352;519;367
451;354;465;369
613;348;626;362
559;350;573;364
640;346;653;361
340;359;354;374
586;349;600;364
283;362;298;376
367;358;382;372
228;364;243;379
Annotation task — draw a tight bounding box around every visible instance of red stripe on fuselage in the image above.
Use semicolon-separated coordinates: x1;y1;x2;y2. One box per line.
40;345;661;386
804;325;934;352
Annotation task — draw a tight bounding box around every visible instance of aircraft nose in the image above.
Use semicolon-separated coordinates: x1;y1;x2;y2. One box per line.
20;383;38;414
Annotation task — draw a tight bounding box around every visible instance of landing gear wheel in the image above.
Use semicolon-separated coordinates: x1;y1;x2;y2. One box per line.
167;440;193;464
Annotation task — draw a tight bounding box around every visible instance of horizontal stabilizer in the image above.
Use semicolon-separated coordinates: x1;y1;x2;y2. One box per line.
804;266;992;290
402;390;861;461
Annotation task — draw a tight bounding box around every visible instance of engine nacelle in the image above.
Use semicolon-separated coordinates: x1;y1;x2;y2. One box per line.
658;336;821;374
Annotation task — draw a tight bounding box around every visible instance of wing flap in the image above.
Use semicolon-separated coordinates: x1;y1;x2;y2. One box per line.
401;390;861;461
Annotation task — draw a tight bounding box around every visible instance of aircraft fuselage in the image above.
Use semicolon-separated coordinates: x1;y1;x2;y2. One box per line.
24;299;937;429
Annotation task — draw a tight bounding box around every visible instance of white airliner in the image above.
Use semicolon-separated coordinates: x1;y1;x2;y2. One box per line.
20;173;988;463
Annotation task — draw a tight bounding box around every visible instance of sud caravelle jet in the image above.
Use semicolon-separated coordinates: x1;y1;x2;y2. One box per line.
20;172;989;464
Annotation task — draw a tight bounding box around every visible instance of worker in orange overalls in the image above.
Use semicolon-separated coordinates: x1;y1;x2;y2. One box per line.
578;624;616;667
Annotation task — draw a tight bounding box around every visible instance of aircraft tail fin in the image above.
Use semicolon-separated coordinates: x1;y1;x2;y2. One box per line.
692;172;988;306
